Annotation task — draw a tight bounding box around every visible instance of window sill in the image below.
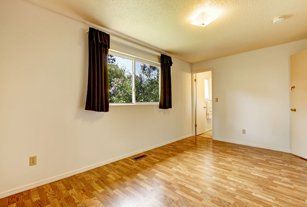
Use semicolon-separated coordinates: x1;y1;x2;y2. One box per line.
110;103;159;107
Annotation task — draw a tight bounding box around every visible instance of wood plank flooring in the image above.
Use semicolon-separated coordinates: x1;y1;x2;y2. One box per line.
1;136;306;207
199;130;212;138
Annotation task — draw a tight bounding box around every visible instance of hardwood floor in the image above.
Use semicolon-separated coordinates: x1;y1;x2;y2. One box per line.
199;130;212;138
1;136;306;207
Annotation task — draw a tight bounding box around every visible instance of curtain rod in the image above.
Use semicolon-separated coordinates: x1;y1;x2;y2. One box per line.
86;24;166;56
25;0;173;58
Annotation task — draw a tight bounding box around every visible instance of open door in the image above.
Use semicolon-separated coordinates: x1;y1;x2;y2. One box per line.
195;71;212;136
290;50;307;159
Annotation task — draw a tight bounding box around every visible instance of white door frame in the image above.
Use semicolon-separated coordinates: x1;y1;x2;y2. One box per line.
193;71;213;138
193;73;198;137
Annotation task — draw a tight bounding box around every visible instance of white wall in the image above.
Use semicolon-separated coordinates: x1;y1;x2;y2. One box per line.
0;0;193;197
193;39;307;153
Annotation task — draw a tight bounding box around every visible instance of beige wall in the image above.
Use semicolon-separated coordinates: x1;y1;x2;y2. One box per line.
193;39;307;153
0;0;193;197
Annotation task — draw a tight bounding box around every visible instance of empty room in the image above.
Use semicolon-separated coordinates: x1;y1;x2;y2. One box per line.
0;0;307;206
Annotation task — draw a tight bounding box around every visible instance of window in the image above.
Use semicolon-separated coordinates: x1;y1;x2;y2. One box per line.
135;61;159;103
108;54;133;103
108;52;160;104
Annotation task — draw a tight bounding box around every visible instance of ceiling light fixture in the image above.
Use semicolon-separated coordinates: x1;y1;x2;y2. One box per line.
272;15;289;24
189;6;221;27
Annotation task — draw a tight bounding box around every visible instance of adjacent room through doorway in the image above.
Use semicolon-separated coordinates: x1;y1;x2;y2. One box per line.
195;71;212;138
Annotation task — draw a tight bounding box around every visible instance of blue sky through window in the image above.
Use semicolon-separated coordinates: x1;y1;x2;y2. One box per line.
113;55;132;74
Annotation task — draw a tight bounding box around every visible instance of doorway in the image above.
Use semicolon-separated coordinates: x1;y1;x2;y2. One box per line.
290;50;307;159
194;71;213;138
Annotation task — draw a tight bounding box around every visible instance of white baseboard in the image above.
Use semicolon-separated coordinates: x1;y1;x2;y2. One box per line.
202;129;212;134
213;137;291;153
0;134;193;199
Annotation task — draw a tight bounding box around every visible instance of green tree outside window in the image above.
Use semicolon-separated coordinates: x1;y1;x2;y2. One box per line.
107;54;159;104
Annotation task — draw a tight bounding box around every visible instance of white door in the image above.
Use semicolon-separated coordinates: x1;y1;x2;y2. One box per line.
196;72;212;135
290;50;307;159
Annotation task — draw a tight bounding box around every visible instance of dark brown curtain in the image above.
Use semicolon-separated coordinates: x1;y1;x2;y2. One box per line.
159;54;173;109
85;28;110;112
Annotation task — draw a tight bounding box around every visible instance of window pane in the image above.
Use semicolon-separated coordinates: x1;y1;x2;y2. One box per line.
135;61;159;103
108;54;133;103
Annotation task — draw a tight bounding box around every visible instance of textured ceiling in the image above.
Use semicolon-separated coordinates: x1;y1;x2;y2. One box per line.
27;0;307;63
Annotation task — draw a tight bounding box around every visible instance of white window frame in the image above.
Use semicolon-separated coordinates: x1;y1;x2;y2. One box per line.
108;50;160;106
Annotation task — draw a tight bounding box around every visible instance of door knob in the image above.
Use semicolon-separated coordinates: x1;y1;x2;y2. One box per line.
290;108;297;112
